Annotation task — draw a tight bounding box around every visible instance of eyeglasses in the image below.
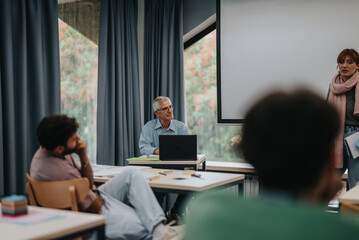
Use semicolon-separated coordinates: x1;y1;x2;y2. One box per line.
157;105;173;112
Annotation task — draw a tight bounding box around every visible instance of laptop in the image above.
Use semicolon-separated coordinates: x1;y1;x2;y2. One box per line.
159;135;197;160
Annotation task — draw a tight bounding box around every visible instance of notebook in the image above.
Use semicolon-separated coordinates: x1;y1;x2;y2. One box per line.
159;135;197;160
344;131;359;159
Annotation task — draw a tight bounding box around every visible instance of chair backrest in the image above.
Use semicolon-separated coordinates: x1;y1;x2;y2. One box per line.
26;173;90;211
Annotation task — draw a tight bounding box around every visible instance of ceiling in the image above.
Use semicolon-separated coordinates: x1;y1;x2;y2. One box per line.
58;0;100;44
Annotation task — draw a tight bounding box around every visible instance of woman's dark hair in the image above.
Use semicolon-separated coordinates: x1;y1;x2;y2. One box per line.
36;115;79;151
337;48;359;65
239;89;340;196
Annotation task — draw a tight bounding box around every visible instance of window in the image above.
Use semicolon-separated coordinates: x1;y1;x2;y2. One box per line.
184;29;243;162
58;20;98;163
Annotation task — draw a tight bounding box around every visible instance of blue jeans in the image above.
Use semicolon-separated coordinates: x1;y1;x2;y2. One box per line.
99;167;166;239
341;125;359;189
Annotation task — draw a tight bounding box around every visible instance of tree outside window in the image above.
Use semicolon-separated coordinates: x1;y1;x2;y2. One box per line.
58;20;98;163
184;30;244;162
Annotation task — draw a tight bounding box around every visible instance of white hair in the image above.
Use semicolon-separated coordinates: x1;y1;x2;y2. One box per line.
153;96;172;111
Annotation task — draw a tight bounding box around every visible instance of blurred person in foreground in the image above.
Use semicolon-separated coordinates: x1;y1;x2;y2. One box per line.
185;89;359;240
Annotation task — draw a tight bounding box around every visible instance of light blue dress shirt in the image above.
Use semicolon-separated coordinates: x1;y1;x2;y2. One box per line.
139;118;189;155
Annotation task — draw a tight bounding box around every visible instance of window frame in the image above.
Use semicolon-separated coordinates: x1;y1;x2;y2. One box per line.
184;22;216;50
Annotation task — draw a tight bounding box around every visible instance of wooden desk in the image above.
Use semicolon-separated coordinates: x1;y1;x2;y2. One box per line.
94;167;245;195
339;185;359;204
200;161;256;174
145;169;245;194
127;154;206;171
338;185;359;214
0;205;105;239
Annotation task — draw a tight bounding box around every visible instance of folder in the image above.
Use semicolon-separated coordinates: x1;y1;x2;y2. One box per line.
344;131;359;159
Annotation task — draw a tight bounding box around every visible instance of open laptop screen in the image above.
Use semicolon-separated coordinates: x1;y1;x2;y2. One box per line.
159;135;197;160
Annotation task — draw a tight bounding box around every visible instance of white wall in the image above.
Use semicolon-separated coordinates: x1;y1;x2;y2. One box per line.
219;0;359;122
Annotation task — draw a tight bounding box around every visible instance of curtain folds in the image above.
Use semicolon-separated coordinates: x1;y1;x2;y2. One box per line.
97;0;142;166
144;0;185;123
0;0;61;196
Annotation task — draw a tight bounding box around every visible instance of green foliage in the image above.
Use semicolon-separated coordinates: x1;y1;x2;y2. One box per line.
184;31;244;162
59;20;98;162
59;21;242;163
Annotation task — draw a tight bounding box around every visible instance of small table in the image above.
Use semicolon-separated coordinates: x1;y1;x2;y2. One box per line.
338;185;359;204
201;161;256;174
127;154;206;171
145;168;245;195
338;185;359;214
94;167;245;195
0;205;106;239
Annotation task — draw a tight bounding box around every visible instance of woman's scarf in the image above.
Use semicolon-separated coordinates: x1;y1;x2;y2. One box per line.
328;71;359;168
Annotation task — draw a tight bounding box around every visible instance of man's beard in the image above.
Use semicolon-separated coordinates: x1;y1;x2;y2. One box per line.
62;145;77;156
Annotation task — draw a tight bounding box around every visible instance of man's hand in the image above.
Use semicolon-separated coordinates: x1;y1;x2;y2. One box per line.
75;138;88;158
153;148;159;155
75;138;90;170
76;137;94;188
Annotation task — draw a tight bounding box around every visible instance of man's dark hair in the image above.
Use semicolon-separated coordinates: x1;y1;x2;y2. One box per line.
37;115;79;151
239;89;340;196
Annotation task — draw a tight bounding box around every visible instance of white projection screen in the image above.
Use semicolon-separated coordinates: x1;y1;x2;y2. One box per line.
217;0;359;123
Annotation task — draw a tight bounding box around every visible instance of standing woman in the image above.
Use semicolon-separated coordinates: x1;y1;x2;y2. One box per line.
328;48;359;189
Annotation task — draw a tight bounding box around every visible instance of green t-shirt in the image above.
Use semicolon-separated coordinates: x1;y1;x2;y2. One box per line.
185;192;359;240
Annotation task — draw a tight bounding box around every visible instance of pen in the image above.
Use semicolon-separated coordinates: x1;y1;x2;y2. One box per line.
159;172;167;176
191;174;201;178
149;176;160;181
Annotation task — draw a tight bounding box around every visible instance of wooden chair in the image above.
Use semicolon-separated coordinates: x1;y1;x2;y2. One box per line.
26;173;90;211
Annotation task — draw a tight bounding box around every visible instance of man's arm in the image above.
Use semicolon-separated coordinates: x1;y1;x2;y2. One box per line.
153;148;159;155
76;139;94;188
86;193;103;214
76;139;103;213
139;126;158;155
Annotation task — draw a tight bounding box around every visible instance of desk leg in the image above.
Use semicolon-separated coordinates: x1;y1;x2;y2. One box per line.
97;224;106;240
198;161;206;171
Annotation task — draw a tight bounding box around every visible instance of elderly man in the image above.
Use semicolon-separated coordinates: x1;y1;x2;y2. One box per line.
139;96;189;155
139;96;189;223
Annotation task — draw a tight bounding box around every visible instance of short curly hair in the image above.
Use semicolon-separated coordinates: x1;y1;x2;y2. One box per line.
36;115;79;151
239;89;340;196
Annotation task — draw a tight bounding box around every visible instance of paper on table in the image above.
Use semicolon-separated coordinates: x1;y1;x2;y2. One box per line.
93;167;124;177
142;172;161;181
344;131;359;159
139;155;158;158
91;164;113;172
0;210;64;225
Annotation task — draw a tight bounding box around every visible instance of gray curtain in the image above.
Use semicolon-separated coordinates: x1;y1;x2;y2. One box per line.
144;0;185;123
97;0;142;166
0;0;61;196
